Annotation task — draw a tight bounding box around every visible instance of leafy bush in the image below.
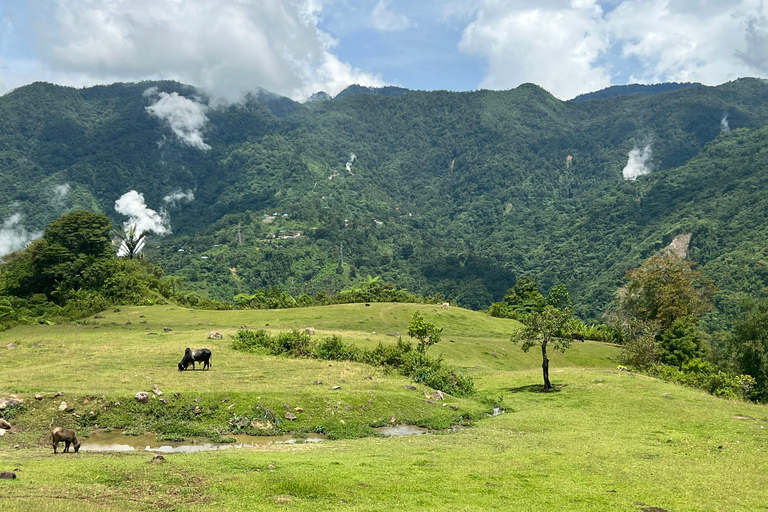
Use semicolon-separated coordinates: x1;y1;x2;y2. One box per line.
647;359;756;400
314;334;359;361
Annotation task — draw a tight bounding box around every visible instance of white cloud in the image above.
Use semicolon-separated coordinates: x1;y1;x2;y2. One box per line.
458;0;612;99
163;189;195;206
115;190;171;235
370;1;414;32
459;0;768;99
0;213;42;258
145;90;211;150
51;183;71;208
622;137;654;180
20;0;382;101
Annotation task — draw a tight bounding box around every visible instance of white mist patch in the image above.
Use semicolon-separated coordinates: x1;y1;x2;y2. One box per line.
345;153;356;174
0;213;42;258
163;189;194;207
145;90;211;151
51;183;71;208
622;140;654;181
721;113;730;133
115;191;170;235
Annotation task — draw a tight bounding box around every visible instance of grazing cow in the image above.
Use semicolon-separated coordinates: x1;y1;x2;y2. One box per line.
51;427;81;454
441;302;450;309
178;348;212;371
571;333;585;342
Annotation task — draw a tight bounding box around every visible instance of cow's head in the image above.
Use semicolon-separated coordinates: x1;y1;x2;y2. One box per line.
178;361;186;371
73;441;81;453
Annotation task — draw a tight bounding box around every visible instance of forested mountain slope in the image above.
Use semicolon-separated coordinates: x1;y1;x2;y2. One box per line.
2;78;768;320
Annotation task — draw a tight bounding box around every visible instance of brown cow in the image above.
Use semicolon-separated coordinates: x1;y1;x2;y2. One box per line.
51;427;81;454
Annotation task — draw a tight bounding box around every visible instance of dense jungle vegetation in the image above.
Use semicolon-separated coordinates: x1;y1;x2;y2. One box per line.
2;78;768;324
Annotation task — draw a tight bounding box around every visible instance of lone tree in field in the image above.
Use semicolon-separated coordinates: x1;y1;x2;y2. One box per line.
512;305;575;390
408;311;443;354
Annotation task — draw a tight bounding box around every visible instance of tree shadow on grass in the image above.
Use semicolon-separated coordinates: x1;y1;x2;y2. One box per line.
505;384;568;394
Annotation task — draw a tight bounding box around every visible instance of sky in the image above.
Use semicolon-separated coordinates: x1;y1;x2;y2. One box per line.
1;0;768;102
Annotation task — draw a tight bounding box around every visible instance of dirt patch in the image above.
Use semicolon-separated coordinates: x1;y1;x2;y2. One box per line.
642;507;670;512
733;415;755;421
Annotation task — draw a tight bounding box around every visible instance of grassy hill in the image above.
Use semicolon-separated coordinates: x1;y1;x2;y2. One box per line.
1;304;766;511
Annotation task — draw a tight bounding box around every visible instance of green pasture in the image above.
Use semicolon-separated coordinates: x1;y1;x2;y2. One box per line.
1;304;766;511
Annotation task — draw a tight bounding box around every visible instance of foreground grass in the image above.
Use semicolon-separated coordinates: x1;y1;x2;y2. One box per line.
2;304;765;511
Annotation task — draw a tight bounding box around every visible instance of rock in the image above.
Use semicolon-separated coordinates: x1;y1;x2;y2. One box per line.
386;332;400;337
134;392;149;403
140;315;145;318
449;404;459;411
283;404;291;412
58;401;68;411
285;412;297;421
174;393;181;398
0;472;16;480
365;376;373;380
425;399;436;404
148;333;157;336
195;397;201;402
207;331;223;340
113;308;121;312
305;327;315;335
390;416;396;423
221;397;231;402
194;406;201;414
140;321;147;324
365;303;370;306
662;393;673;399
313;380;323;385
94;315;104;319
152;385;163;396
159;398;168;404
331;386;341;390
265;323;269;326
163;327;172;332
53;392;64;398
294;407;304;413
491;353;497;358
151;455;166;464
0;419;12;429
240;325;248;329
82;398;90;404
6;344;16;349
34;394;43;400
404;385;417;391
125;321;132;325
32;344;45;348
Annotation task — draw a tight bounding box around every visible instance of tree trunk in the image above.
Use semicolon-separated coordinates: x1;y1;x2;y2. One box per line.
542;342;552;389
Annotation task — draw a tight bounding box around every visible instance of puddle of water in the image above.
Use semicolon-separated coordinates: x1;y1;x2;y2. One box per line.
80;430;323;453
375;425;428;436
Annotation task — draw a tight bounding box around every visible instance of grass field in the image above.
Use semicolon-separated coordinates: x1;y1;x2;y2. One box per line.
1;304;766;511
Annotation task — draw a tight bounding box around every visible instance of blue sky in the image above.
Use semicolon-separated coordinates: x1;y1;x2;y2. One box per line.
1;0;768;101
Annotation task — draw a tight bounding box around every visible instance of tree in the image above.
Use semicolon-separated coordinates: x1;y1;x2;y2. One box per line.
408;311;442;354
512;306;575;389
731;300;768;400
658;316;705;367
115;224;148;259
616;252;713;336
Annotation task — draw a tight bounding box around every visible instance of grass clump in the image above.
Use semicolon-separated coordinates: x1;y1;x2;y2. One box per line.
231;329;474;396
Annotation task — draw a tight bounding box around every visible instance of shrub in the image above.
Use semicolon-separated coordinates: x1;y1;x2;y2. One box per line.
314;335;359;361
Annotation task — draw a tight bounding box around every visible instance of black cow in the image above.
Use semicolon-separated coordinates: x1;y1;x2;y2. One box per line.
571;333;585;342
178;348;212;371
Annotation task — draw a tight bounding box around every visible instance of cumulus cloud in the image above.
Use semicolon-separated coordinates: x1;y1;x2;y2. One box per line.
114;190;171;235
458;0;612;99
622;137;654;181
23;0;382;101
0;213;42;258
370;1;415;32
163;189;195;206
459;0;768;99
145;90;211;150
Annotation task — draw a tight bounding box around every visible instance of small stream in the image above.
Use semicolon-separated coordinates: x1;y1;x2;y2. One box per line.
81;430;324;453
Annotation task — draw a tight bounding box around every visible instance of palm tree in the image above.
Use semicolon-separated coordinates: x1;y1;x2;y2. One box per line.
115;224;148;259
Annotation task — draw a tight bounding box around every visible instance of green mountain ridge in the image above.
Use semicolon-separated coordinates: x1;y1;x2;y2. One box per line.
2;78;768;320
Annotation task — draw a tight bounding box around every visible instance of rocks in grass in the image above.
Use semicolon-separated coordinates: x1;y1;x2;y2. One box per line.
0;472;16;480
0;397;23;410
208;331;223;340
6;344;16;350
239;325;248;330
449;404;459;411
431;391;445;401
404;385;417;391
662;393;673;399
294;407;304;413
151;455;166;464
113;308;121;312
194;406;202;415
174;393;181;398
163;327;172;332
425;399;436;404
195;397;201;402
313;380;323;385
0;429;6;437
152;385;163;396
134;392;149;403
159;398;169;404
34;394;43;400
58;401;68;411
331;386;341;390
285;412;297;421
283;404;291;412
125;321;132;325
305;327;315;335
0;419;12;430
